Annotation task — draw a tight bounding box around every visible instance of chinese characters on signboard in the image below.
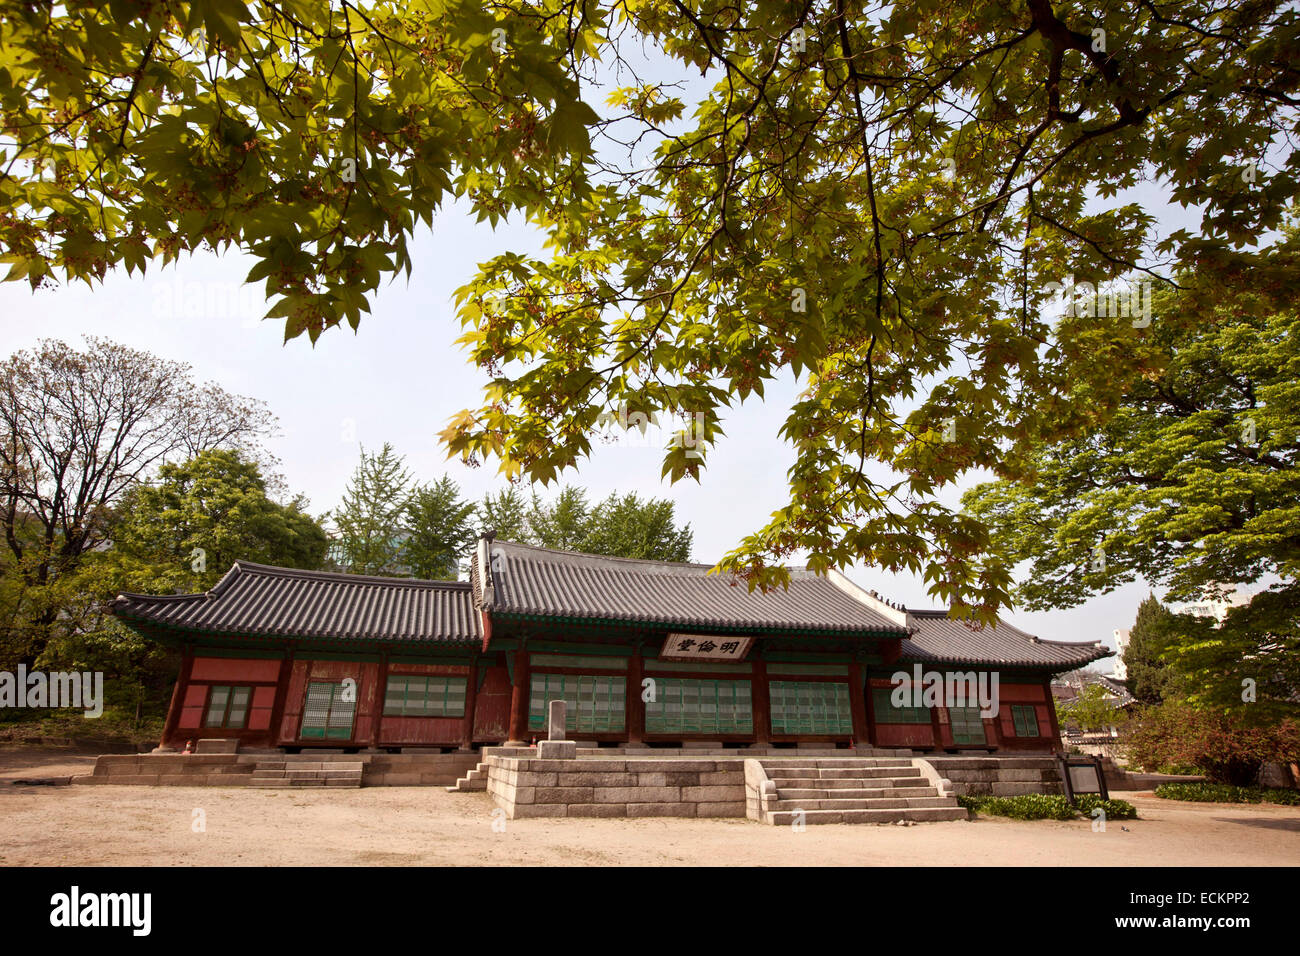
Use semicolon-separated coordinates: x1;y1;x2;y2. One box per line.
659;634;754;662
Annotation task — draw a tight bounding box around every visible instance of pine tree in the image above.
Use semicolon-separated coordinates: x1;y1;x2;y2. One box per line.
479;487;532;543
404;477;477;579
331;444;412;575
1124;594;1182;705
527;486;591;551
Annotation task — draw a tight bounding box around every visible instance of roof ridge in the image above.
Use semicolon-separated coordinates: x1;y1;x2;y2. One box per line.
490;538;819;576
111;590;209;604
229;560;471;590
1037;636;1109;649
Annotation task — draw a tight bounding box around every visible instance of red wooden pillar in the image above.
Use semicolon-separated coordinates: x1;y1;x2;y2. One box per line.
752;656;771;745
848;662;869;746
371;650;389;749
266;648;294;749
930;694;946;751
985;672;1004;751
161;644;195;749
505;646;530;745
863;671;878;746
1043;677;1063;753
627;643;644;744
460;657;479;750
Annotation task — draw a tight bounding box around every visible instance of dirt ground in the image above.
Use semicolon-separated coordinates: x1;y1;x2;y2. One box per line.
2;749;1298;866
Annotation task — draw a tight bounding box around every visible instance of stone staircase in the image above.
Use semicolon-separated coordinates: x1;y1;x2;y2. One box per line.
250;755;363;788
752;758;968;825
447;760;488;792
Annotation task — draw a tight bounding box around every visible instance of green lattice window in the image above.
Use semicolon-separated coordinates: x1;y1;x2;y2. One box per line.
1010;704;1040;737
770;681;851;735
384;675;467;717
644;678;752;735
528;673;626;733
871;687;931;724
948;705;987;744
204;685;251;729
300;681;356;740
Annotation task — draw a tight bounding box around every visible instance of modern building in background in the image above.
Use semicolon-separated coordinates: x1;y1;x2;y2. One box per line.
1176;585;1253;622
112;536;1109;754
1110;628;1131;680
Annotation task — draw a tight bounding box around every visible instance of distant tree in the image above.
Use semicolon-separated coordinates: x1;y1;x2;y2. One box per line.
580;493;693;562
527;486;591;552
0;337;275;665
479;485;692;561
102;450;328;593
1124;595;1184;706
404;477;478;580
331;444;412;575
479;487;532;543
1057;684;1127;735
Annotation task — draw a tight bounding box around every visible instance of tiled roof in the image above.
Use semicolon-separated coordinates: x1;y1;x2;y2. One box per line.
1054;669;1137;705
901;610;1110;670
479;540;909;636
111;562;481;645
112;541;1105;673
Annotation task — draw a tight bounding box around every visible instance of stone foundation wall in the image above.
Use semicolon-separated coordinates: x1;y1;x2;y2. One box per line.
486;756;747;818
362;754;480;786
78;752;481;787
924;756;1062;797
77;754;257;786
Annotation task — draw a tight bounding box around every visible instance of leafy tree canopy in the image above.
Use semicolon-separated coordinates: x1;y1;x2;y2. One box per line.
9;1;1300;613
1057;682;1127;734
102;447;329;593
963;243;1300;612
0;336;276;663
966;246;1300;719
1;0;597;339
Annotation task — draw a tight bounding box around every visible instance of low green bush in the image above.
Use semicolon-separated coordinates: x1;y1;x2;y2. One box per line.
1155;762;1203;776
958;794;1076;820
958;793;1138;821
1154;782;1300;806
1072;793;1139;819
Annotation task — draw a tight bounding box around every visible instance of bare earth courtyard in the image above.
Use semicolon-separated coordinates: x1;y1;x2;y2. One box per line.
0;751;1297;866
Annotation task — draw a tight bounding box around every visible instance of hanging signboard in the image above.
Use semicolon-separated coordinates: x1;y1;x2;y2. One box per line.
659;634;754;662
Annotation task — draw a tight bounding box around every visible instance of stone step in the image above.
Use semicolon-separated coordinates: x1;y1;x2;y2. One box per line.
251;769;362;779
758;759;914;770
763;774;925;789
763;766;921;779
768;806;969;825
771;796;955;811
776;786;939;800
446;761;491;793
249;759;363;788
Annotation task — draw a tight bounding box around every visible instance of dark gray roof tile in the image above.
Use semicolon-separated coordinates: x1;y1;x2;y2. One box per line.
482;540;908;635
901;609;1110;670
112;562;481;645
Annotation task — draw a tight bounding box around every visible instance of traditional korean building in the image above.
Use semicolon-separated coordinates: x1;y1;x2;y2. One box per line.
111;535;1108;753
